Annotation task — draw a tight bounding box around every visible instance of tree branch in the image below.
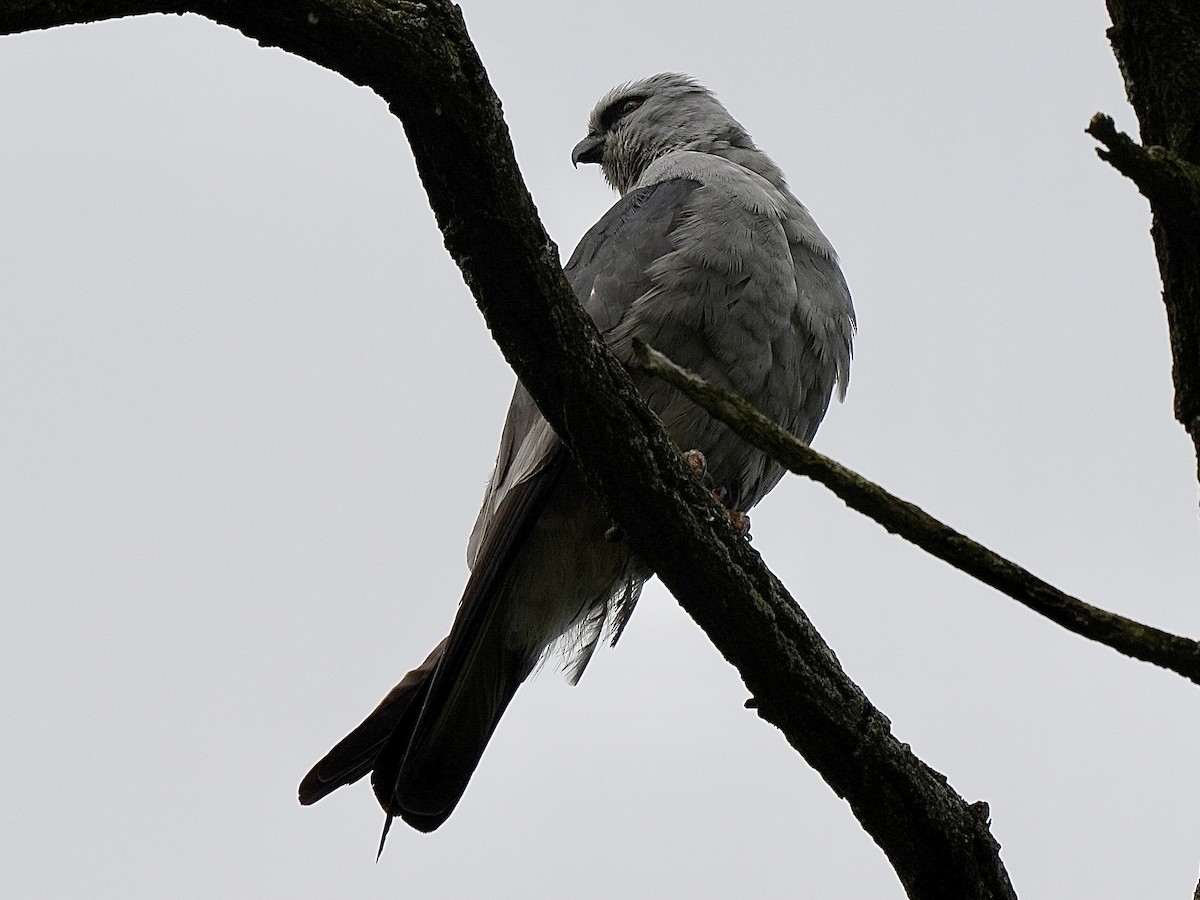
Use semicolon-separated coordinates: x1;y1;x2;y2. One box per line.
634;340;1200;684
0;4;1018;897
1099;0;1200;486
1087;114;1200;216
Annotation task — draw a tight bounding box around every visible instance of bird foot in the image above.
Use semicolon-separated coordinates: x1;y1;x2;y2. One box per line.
683;448;750;537
682;448;708;479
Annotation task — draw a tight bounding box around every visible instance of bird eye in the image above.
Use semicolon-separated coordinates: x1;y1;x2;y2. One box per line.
600;96;645;131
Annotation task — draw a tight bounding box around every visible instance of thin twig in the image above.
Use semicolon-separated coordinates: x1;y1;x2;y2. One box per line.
634;339;1200;684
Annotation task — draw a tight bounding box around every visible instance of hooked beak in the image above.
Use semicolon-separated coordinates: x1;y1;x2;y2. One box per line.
571;133;604;167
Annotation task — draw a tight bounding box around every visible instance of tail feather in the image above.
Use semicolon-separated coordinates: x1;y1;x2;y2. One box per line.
376;624;535;831
297;617;535;833
298;639;445;806
299;455;566;834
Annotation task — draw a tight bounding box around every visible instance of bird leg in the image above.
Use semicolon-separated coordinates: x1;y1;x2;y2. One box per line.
682;449;751;537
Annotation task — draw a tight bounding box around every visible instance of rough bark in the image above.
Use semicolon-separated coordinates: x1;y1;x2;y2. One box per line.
1097;0;1200;484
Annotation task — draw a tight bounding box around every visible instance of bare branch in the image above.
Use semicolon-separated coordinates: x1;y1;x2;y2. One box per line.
635;339;1200;684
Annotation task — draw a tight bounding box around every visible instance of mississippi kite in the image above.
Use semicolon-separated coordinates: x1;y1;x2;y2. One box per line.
299;73;855;839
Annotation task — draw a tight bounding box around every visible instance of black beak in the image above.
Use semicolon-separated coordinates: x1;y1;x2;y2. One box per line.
571;133;605;167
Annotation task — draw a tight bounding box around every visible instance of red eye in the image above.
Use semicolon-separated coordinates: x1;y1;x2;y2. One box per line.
600;96;646;131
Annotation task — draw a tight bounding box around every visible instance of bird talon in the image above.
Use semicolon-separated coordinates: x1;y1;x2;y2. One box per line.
682;448;708;480
728;511;751;537
683;451;748;536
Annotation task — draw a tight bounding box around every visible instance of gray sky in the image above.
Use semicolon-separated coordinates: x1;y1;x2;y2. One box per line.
2;2;1197;897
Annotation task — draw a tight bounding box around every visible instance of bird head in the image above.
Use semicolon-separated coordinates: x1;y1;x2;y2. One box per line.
571;73;760;195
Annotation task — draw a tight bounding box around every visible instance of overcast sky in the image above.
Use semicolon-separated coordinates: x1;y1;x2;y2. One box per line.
2;2;1197;898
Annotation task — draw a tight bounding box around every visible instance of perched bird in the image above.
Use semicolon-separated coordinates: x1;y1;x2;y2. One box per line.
298;73;855;839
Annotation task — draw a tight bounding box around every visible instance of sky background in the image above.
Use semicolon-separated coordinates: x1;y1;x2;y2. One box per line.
2;2;1198;898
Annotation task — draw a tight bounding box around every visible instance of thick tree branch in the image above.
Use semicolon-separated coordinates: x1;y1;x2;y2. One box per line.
1099;0;1200;484
635;341;1200;684
0;4;1018;897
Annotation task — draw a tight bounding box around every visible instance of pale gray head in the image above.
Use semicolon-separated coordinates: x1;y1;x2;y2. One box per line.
571;73;783;195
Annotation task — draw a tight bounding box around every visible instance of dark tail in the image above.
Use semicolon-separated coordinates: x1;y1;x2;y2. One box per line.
297;622;535;833
298;638;446;807
300;456;563;833
371;618;535;832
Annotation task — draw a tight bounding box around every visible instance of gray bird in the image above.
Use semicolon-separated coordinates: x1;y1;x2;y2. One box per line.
298;73;855;838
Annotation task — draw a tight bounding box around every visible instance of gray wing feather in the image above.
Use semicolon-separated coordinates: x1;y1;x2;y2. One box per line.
465;386;557;569
782;198;855;402
606;152;854;510
467;178;702;568
470;158;852;554
566;178;701;329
